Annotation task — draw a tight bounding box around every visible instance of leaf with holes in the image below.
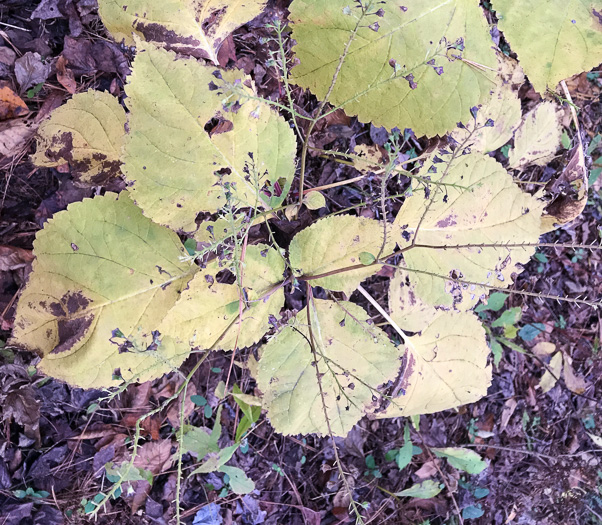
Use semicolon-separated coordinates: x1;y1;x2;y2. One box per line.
160;244;285;351
11;192;196;388
493;0;602;93
256;299;401;436
98;0;266;64
124;42;296;231
289;215;394;296
32;90;126;185
375;311;491;418
289;0;498;137
392;152;544;310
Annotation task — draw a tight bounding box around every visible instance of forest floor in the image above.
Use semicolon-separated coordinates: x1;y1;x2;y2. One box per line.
1;1;602;524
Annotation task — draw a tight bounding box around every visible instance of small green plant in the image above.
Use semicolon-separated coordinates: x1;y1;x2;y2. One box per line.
9;0;602;521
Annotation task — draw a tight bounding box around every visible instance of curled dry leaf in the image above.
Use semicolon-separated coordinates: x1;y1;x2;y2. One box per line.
55;56;77;94
14;52;51;92
541;144;588;232
0;245;34;272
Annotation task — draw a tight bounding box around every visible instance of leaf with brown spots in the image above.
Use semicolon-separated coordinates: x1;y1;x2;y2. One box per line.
256;299;401;436
32;90;126;186
375;311;491;418
98;0;266;64
11;192;198;388
392;152;544;310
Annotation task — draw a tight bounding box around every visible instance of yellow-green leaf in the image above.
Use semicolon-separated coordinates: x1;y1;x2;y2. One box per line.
124;42;296;231
289;215;393;296
493;0;602;93
376;311;491;418
256;299;400;436
388;268;438;333
451;57;523;153
508;101;562;170
98;0;266;64
289;0;498;137
11;192;196;388
392;152;544;310
32;90;126;185
539;350;563;393
160;244;284;351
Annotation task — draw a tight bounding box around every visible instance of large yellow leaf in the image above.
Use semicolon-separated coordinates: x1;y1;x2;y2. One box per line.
392;152;544;309
11;192;197;388
388;268;438;333
256;299;401;436
508;101;562;170
32;90;126;185
289;0;498;137
160;244;285;351
124;42;296;232
375;311;491;418
289;215;393;296
98;0;266;64
493;0;602;93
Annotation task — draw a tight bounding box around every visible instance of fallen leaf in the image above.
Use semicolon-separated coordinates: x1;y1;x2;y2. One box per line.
532;342;556;356
55;56;76;94
3;385;41;446
395;479;442;499
0;245;34;272
165;381;198;428
562;354;588;395
131;439;174;513
0;85;29;121
539;351;563;393
14;52;51;92
0;118;37;159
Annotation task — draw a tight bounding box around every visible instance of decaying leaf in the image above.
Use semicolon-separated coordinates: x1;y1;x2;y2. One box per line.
539;350;563;393
0;117;37;158
392;152;544;310
289;215;393;296
32;90;126;185
508;101;562;170
541;145;588;232
256;299;401;436
563;354;588;395
131;439;174;513
493;0;602;93
124;42;296;231
376;311;491;418
0;245;34;272
98;0;266;64
14;52;51;91
11;192;197;388
451;56;523;153
160;244;285;351
289;0;498;137
0;85;29;121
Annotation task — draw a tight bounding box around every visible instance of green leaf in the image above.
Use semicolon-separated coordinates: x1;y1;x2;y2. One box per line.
105;462;153;483
518;322;545;342
508;102;562;170
289;215;393;295
98;0;266;64
475;292;507;313
219;465;255;494
124;42;296;231
32;90;126;185
303;190;326;210
394;479;442;499
392;152;543;310
289;0;498;137
462;505;485;519
11;192;195;388
493;0;602;93
377;312;491;418
192;444;238;475
395;424;414;471
190;395;207;407
432;447;488;474
182;426;217;458
160;244;284;351
491;307;522;328
489;338;504;367
256;299;401;436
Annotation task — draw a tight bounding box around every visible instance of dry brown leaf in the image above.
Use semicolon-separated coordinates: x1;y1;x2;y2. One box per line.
0;85;29;121
3;385;40;446
55;56;76;94
532;342;556;356
562;354;588;395
165;381;197;428
131;439;174;513
0;245;34;272
0;117;37;159
541;145;588;232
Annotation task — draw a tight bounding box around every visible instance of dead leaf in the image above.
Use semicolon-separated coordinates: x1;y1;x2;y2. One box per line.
0;85;29;121
541;145;588;232
55;56;76;94
62;36;130;77
562;354;588;394
131;439;174;513
165;381;197;428
414;459;440;480
532;342;556;356
0;118;37;159
120;381;160;440
14;52;51;92
500;397;517;432
0;245;34;272
539;351;563;393
3;386;41;446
